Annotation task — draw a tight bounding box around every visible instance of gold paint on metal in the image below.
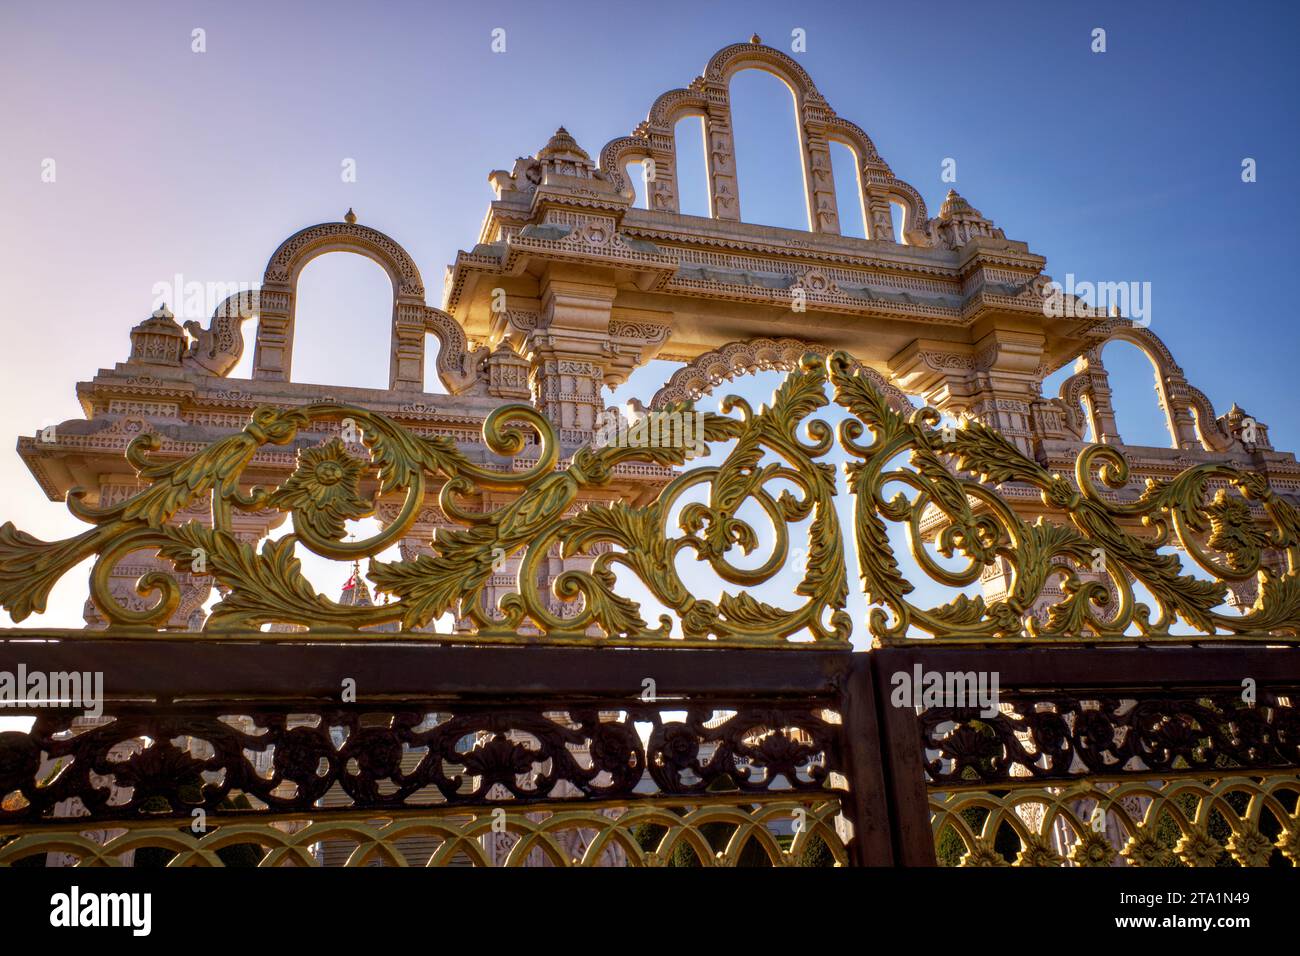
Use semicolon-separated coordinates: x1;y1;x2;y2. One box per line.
931;773;1300;867
0;797;846;868
0;352;1296;644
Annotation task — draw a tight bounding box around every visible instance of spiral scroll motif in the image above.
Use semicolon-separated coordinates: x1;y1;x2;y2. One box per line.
0;357;851;645
0;351;1295;645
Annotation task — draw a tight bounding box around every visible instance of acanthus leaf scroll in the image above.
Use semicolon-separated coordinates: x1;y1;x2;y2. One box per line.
0;352;1296;646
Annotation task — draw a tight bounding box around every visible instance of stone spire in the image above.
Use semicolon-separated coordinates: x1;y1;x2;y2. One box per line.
934;189;1005;249
536;126;591;163
338;559;373;607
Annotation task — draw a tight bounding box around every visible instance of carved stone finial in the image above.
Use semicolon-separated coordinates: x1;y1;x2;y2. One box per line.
935;189;1005;250
750;33;762;44
344;208;357;224
537;126;591;162
939;190;975;218
152;303;174;320
484;339;532;400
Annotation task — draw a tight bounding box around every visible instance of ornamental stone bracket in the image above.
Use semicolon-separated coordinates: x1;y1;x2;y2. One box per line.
890;330;1047;454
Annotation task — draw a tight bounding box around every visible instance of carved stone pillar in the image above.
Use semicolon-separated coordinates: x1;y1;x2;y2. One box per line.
962;331;1046;456
525;276;618;442
1075;349;1121;444
966;396;1036;456
802;120;840;235
531;358;605;441
390;300;427;392
252;286;292;380
1158;375;1201;449
890;331;1046;456
641;129;680;213
703;97;741;221
863;184;896;242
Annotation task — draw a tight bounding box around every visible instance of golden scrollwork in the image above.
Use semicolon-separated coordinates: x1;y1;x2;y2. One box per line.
0;356;849;645
827;352;1300;643
0;351;1296;644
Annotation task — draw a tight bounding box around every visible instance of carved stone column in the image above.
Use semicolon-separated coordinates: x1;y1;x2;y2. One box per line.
526;276;619;442
890;330;1046;456
862;182;897;242
640;127;680;213
1160;374;1205;449
1075;348;1122;444
252;286;292;381
703;95;742;221
390;301;427;392
531;358;605;442
802;119;840;235
961;331;1047;456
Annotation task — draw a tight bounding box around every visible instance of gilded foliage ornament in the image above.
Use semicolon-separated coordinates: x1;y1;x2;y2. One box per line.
826;352;1300;643
272;438;370;541
0;352;1295;645
0;359;851;645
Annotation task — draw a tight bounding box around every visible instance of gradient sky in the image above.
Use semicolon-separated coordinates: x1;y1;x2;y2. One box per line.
0;0;1297;634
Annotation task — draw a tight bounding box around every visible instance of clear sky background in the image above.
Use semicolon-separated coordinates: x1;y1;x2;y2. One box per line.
0;0;1297;636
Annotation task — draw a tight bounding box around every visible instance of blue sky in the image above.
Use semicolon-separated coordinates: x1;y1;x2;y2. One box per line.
0;0;1297;634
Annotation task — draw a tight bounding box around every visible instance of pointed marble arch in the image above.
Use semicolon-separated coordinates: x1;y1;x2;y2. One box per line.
649;337;916;413
598;37;933;245
244;217;484;393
